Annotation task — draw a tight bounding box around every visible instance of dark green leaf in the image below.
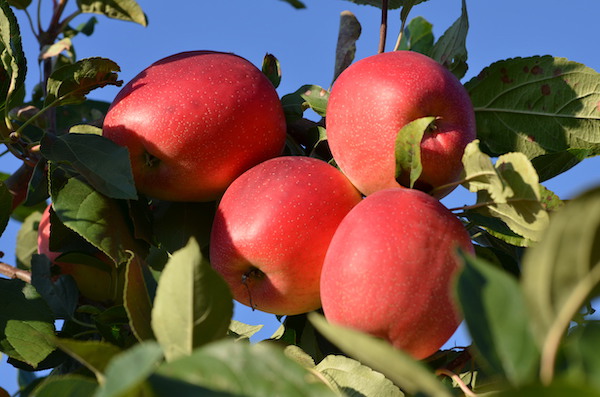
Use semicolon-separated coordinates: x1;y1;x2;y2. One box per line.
465;56;600;171
333;11;361;82
152;200;216;254
95;341;163;397
30;375;97;397
531;149;591;182
394;116;436;188
521;187;600;383
44;57;122;108
53;338;121;382
40;132;137;200
0;180;11;236
456;253;539;386
278;0;306;8
430;0;468;79
151;339;336;397
76;0;147;26
0;279;56;367
340;0;427;9
30;254;79;319
51;176;147;265
494;382;600;397
282;85;329;121
561;322;600;390
261;53;281;88
309;313;452;397
64;16;98;38
396;16;434;54
124;254;155;341
151;237;233;361
7;0;32;9
55;99;110;134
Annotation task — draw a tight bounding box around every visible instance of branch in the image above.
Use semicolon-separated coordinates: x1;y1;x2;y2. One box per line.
0;262;32;283
436;368;478;397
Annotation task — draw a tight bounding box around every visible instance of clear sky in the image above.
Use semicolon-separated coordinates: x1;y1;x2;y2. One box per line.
2;0;600;393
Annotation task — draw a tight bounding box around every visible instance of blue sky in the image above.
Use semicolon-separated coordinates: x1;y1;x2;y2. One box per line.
2;0;600;393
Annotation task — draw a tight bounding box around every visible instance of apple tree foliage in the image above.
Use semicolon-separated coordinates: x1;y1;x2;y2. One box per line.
0;0;599;396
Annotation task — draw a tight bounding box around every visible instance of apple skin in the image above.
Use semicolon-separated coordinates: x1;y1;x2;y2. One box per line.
326;50;476;198
320;188;474;360
103;51;287;202
209;156;363;315
37;205;121;302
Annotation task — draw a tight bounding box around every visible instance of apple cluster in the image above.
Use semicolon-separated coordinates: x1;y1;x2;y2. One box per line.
41;50;476;360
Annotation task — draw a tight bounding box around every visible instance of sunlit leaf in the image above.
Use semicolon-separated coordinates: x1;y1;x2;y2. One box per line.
76;0;147;26
465;56;600;179
44;57;122;108
0;0;26;114
309;313;452;397
396;16;433;54
394;116;436;188
151;237;233;361
124;254;155;342
228;320;264;341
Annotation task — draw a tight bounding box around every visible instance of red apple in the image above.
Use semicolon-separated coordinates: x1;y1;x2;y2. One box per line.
209;156;363;315
320;188;474;359
37;205;121;302
103;51;286;202
326;50;476;198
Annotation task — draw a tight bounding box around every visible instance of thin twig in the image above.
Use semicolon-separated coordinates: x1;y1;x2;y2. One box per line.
436;368;478;397
378;0;388;53
0;262;32;283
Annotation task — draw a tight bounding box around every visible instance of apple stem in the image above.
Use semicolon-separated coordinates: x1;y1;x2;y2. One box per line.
378;0;388;54
242;267;264;311
0;261;32;283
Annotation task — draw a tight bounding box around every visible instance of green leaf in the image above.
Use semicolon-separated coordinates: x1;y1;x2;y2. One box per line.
151;237;233;361
308;313;452;397
8;0;32;9
76;0;147;26
51;176;147;265
333;10;361;82
261;53;281;88
30;375;97;397
124;254;155;341
0;279;56;368
460;140;550;243
316;355;403;396
0;181;11;236
40;132;137;200
561;322;600;391
228;320;264;341
340;0;427;9
455;253;539;387
0;0;26;115
278;0;306;8
394;116;436;188
44;57;122;108
521;186;600;383
493;382;600;397
429;0;468;79
530;149;591;182
396;16;434;54
150;339;337;397
53;339;121;383
282;85;329;120
15;210;42;269
95;341;163;397
30;254;79;319
465;56;600;176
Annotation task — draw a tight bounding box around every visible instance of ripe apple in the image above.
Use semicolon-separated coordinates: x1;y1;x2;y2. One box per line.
103;51;286;202
326;50;476;198
209;156;363;315
320;188;474;359
37;204;121;302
